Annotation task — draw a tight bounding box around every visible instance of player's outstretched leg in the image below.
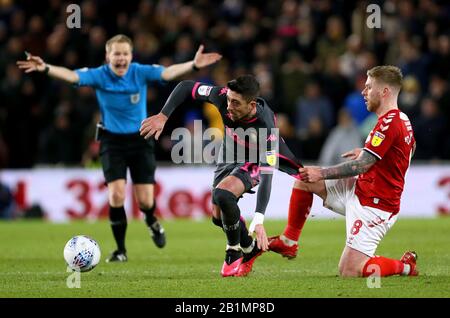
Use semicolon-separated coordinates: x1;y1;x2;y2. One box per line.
269;187;313;259
362;251;418;277
142;204;166;248
106;205;128;262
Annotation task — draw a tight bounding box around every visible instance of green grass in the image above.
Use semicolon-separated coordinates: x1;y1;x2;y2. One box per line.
0;218;449;298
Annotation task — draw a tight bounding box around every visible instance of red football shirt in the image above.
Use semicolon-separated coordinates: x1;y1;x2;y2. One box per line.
355;109;415;214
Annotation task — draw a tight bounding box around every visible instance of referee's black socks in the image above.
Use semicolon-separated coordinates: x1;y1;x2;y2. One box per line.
109;205;127;253
141;204;157;227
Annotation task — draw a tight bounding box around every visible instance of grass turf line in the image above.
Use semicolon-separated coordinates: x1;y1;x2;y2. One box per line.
0;218;449;297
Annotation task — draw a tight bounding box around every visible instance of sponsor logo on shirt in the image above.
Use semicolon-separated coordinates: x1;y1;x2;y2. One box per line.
371;131;385;147
130;93;140;104
265;150;277;166
219;87;228;95
197;85;213;96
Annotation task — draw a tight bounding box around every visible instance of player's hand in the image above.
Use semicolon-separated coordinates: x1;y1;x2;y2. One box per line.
248;212;268;251
253;224;269;251
341;148;363;161
193;45;222;69
16;52;47;73
140;113;168;140
299;166;323;183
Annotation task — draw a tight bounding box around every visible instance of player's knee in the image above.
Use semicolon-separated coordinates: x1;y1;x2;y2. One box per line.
340;269;360;277
139;201;155;212
211;204;221;219
211;217;223;228
339;264;362;277
212;188;237;208
138;200;155;211
109;191;126;206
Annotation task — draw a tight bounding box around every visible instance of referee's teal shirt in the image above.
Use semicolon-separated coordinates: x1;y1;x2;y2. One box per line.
76;63;165;134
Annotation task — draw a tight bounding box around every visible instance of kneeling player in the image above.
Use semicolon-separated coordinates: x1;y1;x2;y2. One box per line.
266;66;418;277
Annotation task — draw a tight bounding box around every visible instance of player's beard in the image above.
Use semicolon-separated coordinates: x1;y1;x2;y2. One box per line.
238;106;255;121
366;94;381;112
227;112;238;121
229;109;250;122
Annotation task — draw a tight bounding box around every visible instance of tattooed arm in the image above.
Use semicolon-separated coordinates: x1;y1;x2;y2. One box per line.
299;150;377;183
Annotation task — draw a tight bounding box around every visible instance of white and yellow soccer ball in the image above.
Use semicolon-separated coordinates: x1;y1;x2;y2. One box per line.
64;235;101;272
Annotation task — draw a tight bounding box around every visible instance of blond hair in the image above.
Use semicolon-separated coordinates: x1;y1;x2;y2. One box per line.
105;34;133;53
367;65;403;91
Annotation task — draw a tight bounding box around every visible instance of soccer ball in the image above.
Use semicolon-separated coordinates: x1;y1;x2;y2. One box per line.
64;235;101;272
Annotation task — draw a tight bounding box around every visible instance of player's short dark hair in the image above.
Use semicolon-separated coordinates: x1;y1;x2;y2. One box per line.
227;75;260;102
367;65;403;91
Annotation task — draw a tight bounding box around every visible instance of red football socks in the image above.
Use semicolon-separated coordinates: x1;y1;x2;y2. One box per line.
362;256;405;277
283;188;313;242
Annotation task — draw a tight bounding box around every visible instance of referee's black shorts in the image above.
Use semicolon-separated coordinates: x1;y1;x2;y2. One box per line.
99;130;156;184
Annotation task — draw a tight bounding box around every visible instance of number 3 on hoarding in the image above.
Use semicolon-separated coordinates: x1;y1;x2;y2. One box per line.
66;180;92;218
65;179;109;219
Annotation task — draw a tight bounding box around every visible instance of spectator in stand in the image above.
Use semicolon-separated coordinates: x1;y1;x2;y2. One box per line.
319;108;363;166
295;81;334;160
398;76;422;119
412;97;447;160
343;73;371;126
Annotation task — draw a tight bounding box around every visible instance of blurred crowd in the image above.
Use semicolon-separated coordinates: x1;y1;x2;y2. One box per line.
0;0;449;169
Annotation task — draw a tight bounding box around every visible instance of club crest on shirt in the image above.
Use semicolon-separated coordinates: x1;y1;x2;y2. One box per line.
130;93;140;104
266;150;277;166
198;85;213;96
371;131;385;147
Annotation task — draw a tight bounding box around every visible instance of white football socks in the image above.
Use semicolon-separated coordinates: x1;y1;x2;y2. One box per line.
401;263;411;276
241;240;255;254
226;244;241;252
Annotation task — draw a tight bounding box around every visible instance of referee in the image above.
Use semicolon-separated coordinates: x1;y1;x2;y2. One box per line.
17;34;222;262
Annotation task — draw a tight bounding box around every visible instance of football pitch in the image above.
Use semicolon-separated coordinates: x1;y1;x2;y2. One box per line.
1;218;449;298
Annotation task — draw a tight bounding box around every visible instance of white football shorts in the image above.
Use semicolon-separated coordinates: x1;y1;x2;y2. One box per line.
323;177;398;257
